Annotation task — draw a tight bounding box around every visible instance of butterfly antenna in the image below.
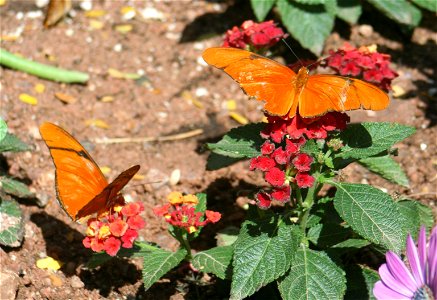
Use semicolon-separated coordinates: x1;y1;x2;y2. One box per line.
282;38;304;67
306;54;331;69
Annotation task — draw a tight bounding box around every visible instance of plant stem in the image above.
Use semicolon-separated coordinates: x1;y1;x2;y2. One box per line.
298;181;318;231
0;48;89;83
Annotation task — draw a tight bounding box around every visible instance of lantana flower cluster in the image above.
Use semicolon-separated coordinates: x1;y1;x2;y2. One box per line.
153;192;221;233
82;202;146;256
325;43;398;91
223;20;286;51
251;112;350;209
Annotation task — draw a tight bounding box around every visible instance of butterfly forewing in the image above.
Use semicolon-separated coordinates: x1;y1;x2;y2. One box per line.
203;47;298;116
76;165;140;219
40;122;109;220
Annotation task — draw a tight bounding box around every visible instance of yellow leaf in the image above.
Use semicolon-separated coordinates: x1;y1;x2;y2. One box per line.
120;6;135;15
36;257;62;271
133;174;145;180
392;85;406;98
55;92;76;104
115;24;133;34
107;68;140;80
182;90;203;108
19;93;37;105
229;112;248;125
0;35;19;42
99;95;114;102
226;100;236;110
89;20;104;29
34;83;45;94
85;119;109;129
49;274;63;286
85;10;106;18
100;166;111;175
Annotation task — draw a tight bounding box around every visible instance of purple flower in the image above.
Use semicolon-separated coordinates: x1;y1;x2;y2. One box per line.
373;226;437;299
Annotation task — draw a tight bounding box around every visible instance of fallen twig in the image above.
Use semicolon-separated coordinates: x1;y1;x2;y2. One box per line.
94;128;203;144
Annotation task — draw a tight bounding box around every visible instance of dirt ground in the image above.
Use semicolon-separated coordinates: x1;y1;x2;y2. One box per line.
1;0;436;299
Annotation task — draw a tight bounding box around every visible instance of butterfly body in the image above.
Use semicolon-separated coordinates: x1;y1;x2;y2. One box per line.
202;47;389;118
39;122;139;221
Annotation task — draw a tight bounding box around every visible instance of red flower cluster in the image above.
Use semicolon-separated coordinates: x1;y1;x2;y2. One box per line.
223;20;286;51
83;202;146;256
251;112;350;209
153;192;221;234
325;43;398;91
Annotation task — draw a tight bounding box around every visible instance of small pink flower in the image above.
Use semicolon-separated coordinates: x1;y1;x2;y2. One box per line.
271;186;291;202
265;167;286;187
295;172;315;188
256;192;272;209
104;237;121;257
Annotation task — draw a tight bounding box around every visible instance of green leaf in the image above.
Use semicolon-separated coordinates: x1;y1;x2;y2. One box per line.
344;265;379;300
216;226;240;247
195;193;207;213
301;139;319;156
332;239;370;249
338;122;415;159
367;0;422;26
359;155;409;187
336;0;362;24
411;0;437;12
141;248;187;291
192;245;233;280
206;153;244;170
230;215;302;299
0;118;7;142
250;0;276;21
333;183;406;253
278;247;346;300
0;133;29;152
0;177;34;198
415;201;435;230
277;0;335;55
0;199;24;247
396;199;421;239
207;123;264;158
307;223;351;248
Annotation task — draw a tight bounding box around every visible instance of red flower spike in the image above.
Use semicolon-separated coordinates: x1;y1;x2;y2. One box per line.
271;185;291;202
205;210;222;223
109;219;128;237
265;167;286;187
293;153;313;172
104;237;121;257
127;215;146;230
295;172;315;188
256;191;272;209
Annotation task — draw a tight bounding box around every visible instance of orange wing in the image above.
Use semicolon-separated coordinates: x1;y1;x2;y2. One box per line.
298;75;390;117
202;47;298;116
39;122;139;221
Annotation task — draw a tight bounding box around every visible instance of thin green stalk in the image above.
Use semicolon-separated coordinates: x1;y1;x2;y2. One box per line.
298;181;319;231
0;48;89;83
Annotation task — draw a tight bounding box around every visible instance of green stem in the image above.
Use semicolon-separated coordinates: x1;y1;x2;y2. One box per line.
298;180;319;231
175;229;193;260
0;48;89;83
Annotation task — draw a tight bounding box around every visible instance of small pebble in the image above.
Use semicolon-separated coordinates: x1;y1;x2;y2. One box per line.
195;87;208;97
35;0;49;8
70;275;84;288
358;24;373;37
80;0;92;11
113;43;123;52
420;143;427;151
65;29;74;37
169;169;181;186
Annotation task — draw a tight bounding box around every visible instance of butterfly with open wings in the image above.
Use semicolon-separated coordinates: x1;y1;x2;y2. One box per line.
202;47;389;118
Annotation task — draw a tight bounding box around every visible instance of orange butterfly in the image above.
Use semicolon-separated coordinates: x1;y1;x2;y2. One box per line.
202;47;389;118
39;122;140;222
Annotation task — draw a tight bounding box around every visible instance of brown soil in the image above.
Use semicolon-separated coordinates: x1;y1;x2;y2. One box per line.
1;1;436;299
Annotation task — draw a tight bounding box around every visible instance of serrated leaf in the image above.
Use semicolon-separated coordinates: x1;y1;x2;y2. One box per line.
333;183;406;252
338;122;415;159
415;201;434;230
207;123;264;158
307;223;351;248
142;248;187;291
0;133;29;152
344;265;379;300
411;0;437;12
250;0;276;21
278;247;346;300
0;118;7;142
206;152;244;170
0;199;24;247
336;0;362;24
216;226;240;246
396;200;422;239
230;215;301;299
301;139;319;156
277;0;335;55
359;155;409;187
192;245;233;279
367;0;422;26
332;239;370;249
1;177;34;198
